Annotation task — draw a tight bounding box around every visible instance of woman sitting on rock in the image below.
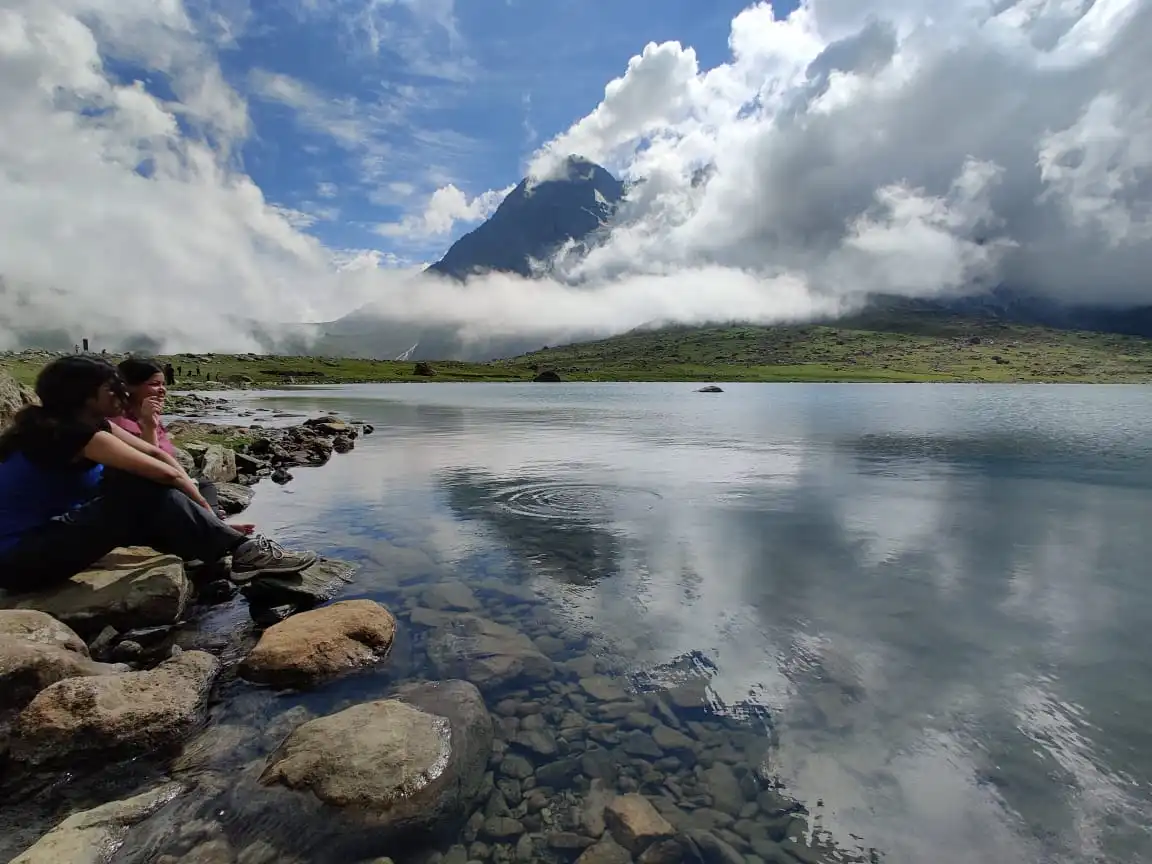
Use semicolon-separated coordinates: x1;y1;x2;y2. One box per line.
112;357;244;526
0;356;316;593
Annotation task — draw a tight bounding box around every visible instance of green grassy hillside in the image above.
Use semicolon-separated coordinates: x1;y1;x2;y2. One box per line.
3;314;1151;385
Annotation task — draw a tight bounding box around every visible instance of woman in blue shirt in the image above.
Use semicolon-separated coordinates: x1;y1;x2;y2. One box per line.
0;357;317;593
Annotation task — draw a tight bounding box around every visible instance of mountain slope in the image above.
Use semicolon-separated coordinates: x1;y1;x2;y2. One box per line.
426;155;624;280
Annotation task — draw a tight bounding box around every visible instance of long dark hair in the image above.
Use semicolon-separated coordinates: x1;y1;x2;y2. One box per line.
117;357;164;388
0;357;127;460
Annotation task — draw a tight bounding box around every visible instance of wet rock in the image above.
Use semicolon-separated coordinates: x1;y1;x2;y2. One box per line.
575;839;632;864
696;386;724;393
422;581;480;612
686;830;744;864
270;467;293;484
512;728;559;757
482;816;525;841
579;676;630;702
240;599;395;689
664;679;712;712
500;753;535;779
423;613;554;690
0;547;191;636
9;782;184;864
621;730;663;759
535;756;582;788
258;680;492;841
239;558;356;609
638;839;689;864
582;780;614;837
652;725;695;752
11;651;220;764
605;794;675;855
0;610;125;714
215;482;255;515
703;764;745;815
548;832;597;853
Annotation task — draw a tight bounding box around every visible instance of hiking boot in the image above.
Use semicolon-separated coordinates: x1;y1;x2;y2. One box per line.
231;535;317;576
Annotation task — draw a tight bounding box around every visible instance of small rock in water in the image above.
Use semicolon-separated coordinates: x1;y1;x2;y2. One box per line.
604;794;675;855
481;816;525;841
696;385;724;393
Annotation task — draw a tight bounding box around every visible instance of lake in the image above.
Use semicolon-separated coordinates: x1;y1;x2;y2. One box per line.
14;382;1151;864
230;382;1152;864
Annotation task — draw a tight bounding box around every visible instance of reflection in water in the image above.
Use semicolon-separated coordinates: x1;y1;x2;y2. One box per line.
4;383;1151;864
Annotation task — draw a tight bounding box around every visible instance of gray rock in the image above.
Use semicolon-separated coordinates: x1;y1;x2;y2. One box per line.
622;730;663;759
687;830;745;864
239;558;356;608
501;753;535;779
652;725;695;752
9;783;184;864
579;676;630;702
482;817;525;841
0;547;190;635
704;764;746;815
535;756;582;788
0;372;36;429
575;840;632;864
199;445;238;484
422;581;480;612
548;832;597;852
423;613;554;690
512;728;559;757
215;482;254;515
605;794;675;855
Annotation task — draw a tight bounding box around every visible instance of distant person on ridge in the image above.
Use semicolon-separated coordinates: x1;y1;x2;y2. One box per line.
0;356;316;593
163;362;176;386
113;357;249;528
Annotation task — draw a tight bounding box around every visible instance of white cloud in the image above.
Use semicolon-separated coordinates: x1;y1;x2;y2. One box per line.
375;183;514;239
2;0;1151;356
316;181;338;199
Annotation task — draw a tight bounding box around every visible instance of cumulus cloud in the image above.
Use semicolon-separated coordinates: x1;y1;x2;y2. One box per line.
374;184;515;239
1;0;1150;356
524;0;1152;308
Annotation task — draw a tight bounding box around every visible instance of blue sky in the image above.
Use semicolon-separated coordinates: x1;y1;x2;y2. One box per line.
211;0;765;264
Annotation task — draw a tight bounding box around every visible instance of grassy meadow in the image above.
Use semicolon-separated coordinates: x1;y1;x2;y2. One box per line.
3;314;1152;386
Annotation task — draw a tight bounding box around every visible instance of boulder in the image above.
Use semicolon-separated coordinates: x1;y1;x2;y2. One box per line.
421;580;480;612
413;362;436;377
0;547;191;636
214;482;254;515
0;610;125;714
575;840;633;864
258;680;492;843
172;446;198;476
11;650;220;764
199;445;238;484
604;794;675;855
696;385;724;393
0;371;36;428
10;783;184;864
240;600;396;689
418;611;554;690
239;558;356;608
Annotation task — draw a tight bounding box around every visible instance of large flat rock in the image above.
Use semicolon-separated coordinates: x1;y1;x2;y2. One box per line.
0;547;190;636
413;610;555;690
11;650;220;764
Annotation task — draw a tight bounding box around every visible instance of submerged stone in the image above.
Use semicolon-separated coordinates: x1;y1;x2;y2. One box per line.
257;679;493;843
10;783;184;864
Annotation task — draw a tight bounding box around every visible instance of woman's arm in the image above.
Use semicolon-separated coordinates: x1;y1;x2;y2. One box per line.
83;431;210;509
106;422;187;475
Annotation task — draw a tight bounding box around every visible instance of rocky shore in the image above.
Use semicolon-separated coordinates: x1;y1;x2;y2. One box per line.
0;371;870;864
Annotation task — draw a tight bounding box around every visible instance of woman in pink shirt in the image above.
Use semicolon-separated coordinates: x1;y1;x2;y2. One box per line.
114;358;253;532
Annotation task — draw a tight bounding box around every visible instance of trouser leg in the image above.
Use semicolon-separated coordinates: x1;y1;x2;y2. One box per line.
0;472;245;594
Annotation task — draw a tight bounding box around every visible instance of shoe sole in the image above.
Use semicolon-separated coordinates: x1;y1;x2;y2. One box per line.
232;554;319;577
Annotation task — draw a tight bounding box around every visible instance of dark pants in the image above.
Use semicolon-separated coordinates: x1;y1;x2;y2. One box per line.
0;470;245;594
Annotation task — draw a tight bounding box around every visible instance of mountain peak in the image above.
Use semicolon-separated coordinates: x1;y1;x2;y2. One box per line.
427;156;624;281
